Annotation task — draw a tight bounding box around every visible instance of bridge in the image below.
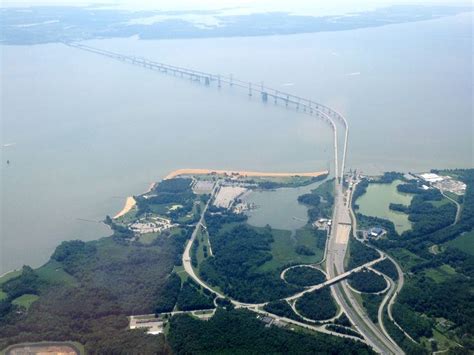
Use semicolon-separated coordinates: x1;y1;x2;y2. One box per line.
285;255;385;302
65;42;348;182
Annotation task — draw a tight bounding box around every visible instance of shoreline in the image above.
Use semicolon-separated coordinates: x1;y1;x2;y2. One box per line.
113;168;328;220
113;196;136;219
0;269;20;281
164;168;329;180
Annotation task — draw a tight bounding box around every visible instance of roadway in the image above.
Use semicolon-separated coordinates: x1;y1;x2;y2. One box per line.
441;191;462;225
326;174;405;354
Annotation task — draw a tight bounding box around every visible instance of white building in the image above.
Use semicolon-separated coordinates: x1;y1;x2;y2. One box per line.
420;173;444;183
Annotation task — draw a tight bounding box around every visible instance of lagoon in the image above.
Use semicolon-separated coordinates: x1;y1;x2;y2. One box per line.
356;180;413;234
243;181;323;231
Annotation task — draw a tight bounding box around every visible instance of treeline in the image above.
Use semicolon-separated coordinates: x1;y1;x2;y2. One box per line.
373;172;405;184
348;269;387;293
297;179;335;221
352;179;369;210
361;294;383;323
257;173;328;190
392;302;433;341
284;267;326;287
171;228;193;266
155;178;193;193
1;266;42;301
0;266;44;325
168;308;374;354
154;273;181;313
326;324;363;339
294;245;315;256
397;272;473;341
135;178;197;222
384;314;429;355
356;213;398;238
263;300;302;322
403;194;456;238
348;240;379;269
372;258;399;281
389;203;409;213
295;288;337;321
205;206;247;236
199;223;300;303
176;280;214;311
51;240;98;275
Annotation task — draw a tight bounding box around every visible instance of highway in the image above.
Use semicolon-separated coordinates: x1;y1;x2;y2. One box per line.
326;174;404;354
285;256;385;302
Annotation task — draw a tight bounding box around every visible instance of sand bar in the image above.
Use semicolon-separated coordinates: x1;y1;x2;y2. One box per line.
165;168;329;180
114;196;136;219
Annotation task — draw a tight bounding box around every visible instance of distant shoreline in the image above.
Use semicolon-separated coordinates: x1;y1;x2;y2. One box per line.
164;168;329;180
113;168;328;219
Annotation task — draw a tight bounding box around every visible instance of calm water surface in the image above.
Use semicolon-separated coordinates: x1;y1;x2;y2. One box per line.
356;180;414;234
244;181;323;230
1;14;472;273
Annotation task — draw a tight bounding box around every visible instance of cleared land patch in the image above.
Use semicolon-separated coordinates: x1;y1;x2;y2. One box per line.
446;230;474;256
258;228;325;272
11;294;39;310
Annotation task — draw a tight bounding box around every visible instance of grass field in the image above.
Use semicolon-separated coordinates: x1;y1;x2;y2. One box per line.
138;232;159;245
420;328;460;353
0;270;21;285
258;227;325;272
115;208;138;224
390;248;425;271
444;191;462;203
36;260;78;286
12;294;39;310
429;197;452;208
0;291;7;301
424;264;457;283
446;230;474;256
173;265;189;284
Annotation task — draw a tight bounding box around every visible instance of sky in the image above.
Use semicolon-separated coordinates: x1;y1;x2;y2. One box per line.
1;0;472;16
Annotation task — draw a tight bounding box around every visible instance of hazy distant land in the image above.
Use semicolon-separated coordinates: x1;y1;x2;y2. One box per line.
1;5;472;45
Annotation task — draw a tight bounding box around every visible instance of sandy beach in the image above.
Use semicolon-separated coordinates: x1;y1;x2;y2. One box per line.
164;168;329;180
113;196;136;219
113;169;328;219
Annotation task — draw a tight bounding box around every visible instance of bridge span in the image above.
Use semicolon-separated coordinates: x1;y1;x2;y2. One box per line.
66;42;348;182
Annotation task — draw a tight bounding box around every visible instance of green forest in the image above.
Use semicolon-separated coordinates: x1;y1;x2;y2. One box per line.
348;269;387;293
199;219;300;303
168;308;373;354
354;169;474;352
284;267;326;287
295;288;337;321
